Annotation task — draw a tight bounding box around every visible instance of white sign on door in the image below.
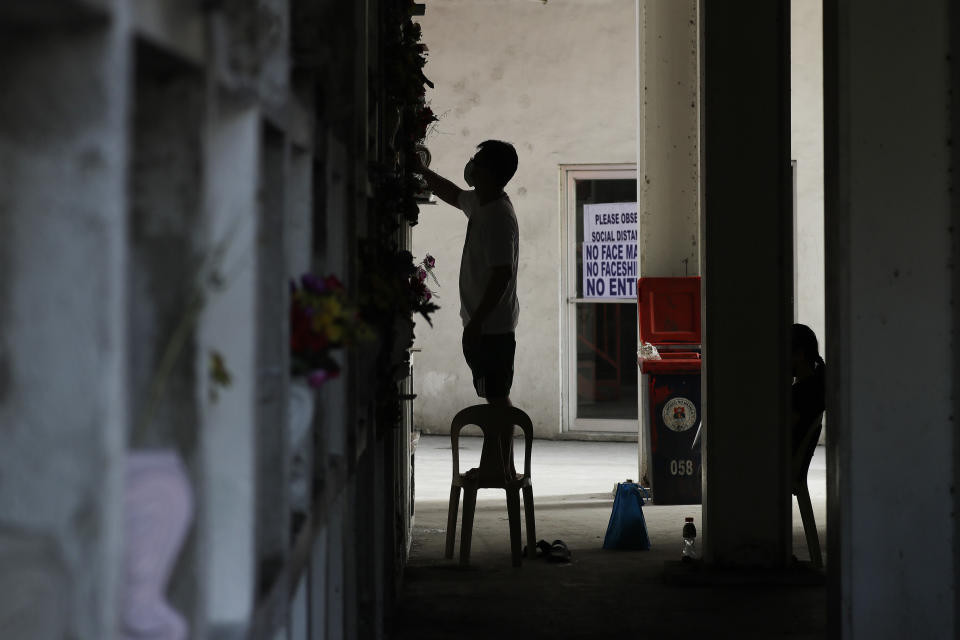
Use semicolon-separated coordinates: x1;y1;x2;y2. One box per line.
582;202;638;298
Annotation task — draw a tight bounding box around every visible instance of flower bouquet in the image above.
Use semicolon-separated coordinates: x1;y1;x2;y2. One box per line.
409;253;439;319
290;273;371;389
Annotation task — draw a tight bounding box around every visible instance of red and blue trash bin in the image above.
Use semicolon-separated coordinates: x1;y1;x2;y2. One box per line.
637;277;702;505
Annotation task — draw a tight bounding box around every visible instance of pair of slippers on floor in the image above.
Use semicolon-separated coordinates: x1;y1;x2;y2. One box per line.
525;539;571;563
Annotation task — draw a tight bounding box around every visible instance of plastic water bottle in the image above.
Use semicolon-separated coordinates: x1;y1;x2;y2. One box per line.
681;517;698;561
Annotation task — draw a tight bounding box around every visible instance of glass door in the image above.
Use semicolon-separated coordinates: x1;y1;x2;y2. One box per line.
562;166;638;433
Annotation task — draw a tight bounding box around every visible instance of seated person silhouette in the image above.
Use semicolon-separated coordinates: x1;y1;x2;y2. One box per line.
791;323;825;464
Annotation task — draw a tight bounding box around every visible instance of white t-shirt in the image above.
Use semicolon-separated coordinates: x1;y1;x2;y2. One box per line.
457;190;520;334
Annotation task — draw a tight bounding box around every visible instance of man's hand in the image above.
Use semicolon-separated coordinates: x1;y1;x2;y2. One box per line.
421;167;464;208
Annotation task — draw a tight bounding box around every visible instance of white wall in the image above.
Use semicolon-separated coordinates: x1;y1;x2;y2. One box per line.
413;0;638;437
791;0;825;350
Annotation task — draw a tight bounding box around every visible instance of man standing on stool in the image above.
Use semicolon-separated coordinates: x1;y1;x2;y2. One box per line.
421;140;520;481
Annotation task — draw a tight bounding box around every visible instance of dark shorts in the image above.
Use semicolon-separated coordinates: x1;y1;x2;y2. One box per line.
462;332;516;399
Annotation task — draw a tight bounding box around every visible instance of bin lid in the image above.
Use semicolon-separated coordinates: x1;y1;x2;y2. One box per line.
637;277;701;345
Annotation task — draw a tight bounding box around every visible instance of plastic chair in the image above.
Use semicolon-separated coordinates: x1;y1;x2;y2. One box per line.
444;405;535;567
792;410;824;568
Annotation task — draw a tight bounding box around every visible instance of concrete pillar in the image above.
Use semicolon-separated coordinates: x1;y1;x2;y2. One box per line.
700;1;793;567
309;523;329;637
636;0;701;487
198;98;261;634
825;0;958;635
637;0;700;278
255;125;291;596
290;573;308;640
0;8;130;638
286;147;314;279
325;493;347;639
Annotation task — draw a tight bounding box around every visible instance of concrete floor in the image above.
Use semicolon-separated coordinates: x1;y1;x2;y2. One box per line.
393;436;827;639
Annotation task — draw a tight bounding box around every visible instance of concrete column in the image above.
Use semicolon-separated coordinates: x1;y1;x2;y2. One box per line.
325;493;347;639
290;573;308;640
198;99;261;633
255;125;291;596
311;131;352;640
700;0;793;567
309;523;329;637
637;0;700;278
0;8;130;639
636;0;700;485
286;147;314;279
825;0;958;635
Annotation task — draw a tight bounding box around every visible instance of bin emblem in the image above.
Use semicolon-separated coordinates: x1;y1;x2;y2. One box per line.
662;397;697;432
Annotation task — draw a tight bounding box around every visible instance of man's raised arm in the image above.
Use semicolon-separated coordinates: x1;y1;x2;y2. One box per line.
420;168;464;208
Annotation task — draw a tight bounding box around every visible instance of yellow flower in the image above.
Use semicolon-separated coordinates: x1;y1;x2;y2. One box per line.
327;324;343;342
321;297;343;317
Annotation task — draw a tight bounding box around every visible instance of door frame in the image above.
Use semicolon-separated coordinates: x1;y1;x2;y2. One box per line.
559;163;639;434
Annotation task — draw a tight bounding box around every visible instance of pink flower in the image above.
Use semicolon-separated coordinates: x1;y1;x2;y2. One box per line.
424;290;432;301
425;254;436;268
307;368;340;389
417;267;427;282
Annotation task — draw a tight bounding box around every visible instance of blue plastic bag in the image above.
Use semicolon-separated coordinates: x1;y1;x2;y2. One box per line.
603;482;652;550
